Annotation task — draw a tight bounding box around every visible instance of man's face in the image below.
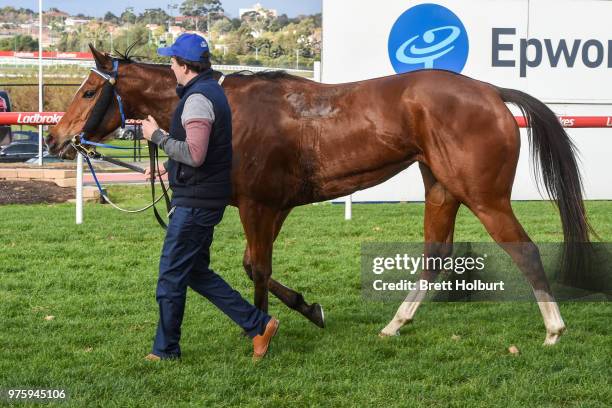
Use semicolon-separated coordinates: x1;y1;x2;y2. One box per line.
170;57;189;85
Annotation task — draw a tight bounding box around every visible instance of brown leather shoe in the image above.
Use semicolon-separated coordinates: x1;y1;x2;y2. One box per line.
144;353;180;361
144;353;161;362
252;318;280;361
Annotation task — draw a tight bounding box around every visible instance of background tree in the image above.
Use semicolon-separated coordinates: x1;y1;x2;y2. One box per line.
211;17;233;35
57;31;79;52
139;8;171;26
268;14;290;32
249;37;272;59
179;0;223;32
120;7;136;25
103;12;120;25
88;22;110;51
229;18;242;31
0;7;35;24
241;10;273;38
0;34;38;51
0;5;321;68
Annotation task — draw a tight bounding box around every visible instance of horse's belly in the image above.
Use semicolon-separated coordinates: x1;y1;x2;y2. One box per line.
316;158;417;201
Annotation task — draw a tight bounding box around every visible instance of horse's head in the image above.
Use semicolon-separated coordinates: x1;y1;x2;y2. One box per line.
47;44;125;159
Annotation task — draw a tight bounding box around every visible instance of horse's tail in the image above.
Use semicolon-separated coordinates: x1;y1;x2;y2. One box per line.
495;86;595;278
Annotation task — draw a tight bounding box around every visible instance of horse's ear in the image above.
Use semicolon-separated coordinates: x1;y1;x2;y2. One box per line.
89;43;112;71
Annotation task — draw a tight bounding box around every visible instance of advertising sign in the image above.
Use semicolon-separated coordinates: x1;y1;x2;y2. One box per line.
322;0;612;200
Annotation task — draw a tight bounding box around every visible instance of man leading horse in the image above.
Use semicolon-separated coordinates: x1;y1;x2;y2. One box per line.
46;37;593;349
140;33;279;361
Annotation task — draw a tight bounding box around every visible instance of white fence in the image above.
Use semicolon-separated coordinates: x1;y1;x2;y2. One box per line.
0;56;314;76
0;57;94;68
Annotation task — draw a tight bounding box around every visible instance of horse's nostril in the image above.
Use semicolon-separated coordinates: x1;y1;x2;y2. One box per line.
45;135;57;148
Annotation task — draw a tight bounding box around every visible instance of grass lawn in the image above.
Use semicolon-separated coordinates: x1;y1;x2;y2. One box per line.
0;187;610;407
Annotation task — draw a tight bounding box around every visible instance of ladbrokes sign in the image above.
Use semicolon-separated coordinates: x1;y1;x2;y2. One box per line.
17;113;64;124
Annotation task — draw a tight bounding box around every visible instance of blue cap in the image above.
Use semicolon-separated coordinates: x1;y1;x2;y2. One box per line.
157;33;209;62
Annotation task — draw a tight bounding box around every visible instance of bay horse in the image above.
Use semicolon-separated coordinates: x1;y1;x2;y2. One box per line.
47;45;592;345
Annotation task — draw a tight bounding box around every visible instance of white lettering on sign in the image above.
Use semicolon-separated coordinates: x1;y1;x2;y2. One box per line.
16;113;63;124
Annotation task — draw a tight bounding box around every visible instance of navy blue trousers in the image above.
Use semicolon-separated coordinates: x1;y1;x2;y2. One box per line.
152;206;270;358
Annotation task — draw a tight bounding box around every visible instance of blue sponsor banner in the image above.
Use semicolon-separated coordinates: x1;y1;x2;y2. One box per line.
388;3;469;73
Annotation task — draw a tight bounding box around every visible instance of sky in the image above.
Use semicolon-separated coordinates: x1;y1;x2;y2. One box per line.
0;0;321;18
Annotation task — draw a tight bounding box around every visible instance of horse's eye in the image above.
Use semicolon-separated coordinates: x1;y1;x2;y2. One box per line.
83;90;96;98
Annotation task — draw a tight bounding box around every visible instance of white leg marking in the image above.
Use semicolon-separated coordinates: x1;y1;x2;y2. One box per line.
380;285;428;337
534;289;566;345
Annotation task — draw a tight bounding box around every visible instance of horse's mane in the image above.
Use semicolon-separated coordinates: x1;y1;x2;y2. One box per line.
111;41;156;64
110;47;170;70
226;70;309;82
112;41;308;81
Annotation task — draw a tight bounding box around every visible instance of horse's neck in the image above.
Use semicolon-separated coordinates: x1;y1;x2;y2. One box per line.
123;65;177;129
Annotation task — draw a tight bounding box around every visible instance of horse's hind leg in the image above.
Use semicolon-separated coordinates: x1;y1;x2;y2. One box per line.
467;199;565;345
240;205;325;328
380;164;460;336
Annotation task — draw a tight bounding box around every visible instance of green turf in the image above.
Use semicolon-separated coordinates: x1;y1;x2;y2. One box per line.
0;187;610;407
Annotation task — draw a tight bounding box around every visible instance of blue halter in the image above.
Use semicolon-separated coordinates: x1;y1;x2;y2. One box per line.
69;57;170;229
111;59;127;130
78;58;133;150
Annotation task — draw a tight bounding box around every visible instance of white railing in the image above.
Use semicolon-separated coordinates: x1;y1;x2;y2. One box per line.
212;64;314;74
0;57;94;67
0;57;315;75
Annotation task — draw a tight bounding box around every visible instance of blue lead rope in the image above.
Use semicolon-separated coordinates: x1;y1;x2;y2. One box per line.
76;147;166;216
82;153;105;194
79;136;143;150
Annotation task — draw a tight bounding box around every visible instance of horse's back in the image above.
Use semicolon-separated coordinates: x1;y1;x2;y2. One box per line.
227;70;515;208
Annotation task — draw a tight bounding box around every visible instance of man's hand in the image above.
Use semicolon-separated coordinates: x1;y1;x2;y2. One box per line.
144;166;167;181
142;115;161;142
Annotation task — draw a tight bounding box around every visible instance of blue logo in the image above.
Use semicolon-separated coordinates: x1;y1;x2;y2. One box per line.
388;3;469;74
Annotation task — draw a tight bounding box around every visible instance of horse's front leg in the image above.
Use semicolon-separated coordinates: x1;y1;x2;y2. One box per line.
239;201;277;313
243;246;325;328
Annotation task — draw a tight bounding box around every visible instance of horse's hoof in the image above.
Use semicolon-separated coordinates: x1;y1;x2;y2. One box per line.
543;325;566;346
308;303;325;328
543;331;563;345
378;330;399;338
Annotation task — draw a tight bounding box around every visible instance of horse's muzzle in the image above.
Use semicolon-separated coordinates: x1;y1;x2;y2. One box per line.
57;140;76;160
44;134;56;152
